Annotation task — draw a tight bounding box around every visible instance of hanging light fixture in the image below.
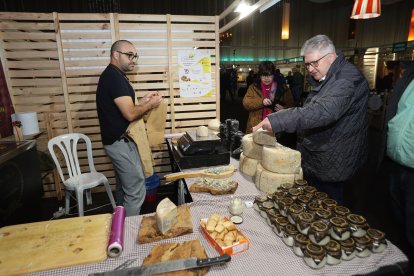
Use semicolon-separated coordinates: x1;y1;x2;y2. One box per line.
350;0;381;19
408;9;414;41
281;1;290;40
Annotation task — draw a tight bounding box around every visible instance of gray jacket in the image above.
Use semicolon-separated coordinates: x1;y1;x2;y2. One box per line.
268;52;368;182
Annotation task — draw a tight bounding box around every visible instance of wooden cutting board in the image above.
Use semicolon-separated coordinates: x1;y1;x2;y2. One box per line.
164;164;237;182
0;214;112;276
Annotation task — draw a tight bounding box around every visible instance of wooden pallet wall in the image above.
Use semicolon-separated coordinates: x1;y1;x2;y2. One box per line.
0;12;220;198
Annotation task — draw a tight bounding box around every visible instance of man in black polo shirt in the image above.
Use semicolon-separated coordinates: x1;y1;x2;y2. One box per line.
96;40;162;216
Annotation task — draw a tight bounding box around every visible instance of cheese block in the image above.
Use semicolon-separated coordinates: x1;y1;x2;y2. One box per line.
196;125;209;137
208;119;221;131
261;144;301;174
156;198;178;234
255;163;303;194
252;128;277;146
242;133;263;159
239;152;260;177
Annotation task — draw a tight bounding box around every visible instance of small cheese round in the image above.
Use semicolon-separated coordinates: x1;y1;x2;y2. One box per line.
196;126;209;137
241;134;263;159
208;119;221;131
252;128;276;146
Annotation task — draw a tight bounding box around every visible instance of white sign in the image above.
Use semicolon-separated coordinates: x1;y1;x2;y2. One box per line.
178;50;213;98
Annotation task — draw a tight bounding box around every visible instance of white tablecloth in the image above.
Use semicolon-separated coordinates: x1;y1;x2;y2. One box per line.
31;158;408;276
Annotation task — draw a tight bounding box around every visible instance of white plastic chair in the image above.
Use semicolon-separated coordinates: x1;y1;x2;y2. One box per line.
48;133;116;216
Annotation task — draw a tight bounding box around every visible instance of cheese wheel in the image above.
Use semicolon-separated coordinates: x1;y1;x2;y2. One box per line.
242;134;263;159
261;144;301;174
255;163;303;194
196;125;209;137
208;119;221;131
252;128;276;146
239;152;260;177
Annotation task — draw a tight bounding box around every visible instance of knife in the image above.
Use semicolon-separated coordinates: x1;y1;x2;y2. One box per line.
89;254;231;276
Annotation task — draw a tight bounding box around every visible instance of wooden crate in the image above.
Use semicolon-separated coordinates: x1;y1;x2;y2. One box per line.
0;12;220;198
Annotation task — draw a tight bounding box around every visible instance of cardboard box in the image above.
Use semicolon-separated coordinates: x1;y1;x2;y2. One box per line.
200;218;249;255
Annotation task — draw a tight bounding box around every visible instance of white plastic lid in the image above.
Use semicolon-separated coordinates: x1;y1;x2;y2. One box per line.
230;215;243;224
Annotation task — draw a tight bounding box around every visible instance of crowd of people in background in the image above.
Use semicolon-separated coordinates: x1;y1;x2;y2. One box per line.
219;36;414;262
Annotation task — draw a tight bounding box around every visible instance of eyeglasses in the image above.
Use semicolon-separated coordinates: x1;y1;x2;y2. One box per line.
304;53;331;70
117;51;139;61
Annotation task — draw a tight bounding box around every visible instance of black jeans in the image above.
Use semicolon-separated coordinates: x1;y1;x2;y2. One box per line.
304;174;346;205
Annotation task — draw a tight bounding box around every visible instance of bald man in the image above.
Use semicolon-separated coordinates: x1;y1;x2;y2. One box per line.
96;40;162;216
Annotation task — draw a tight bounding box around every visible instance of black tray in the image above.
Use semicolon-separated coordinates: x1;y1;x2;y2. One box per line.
172;143;230;169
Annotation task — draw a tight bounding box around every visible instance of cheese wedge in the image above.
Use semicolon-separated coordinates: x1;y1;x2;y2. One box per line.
261;144;301;174
239;152;260;177
255;163;303;194
252;128;277;146
242;133;263;159
156;198;178;234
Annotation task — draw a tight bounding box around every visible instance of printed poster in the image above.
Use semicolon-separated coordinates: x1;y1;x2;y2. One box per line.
178;50;213;98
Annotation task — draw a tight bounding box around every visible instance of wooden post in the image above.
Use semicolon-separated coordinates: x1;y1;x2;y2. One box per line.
166;14;176;133
215;15;221;119
53;12;73;133
46;112;63;200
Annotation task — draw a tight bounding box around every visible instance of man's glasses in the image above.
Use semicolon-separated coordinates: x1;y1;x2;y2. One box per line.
304;53;331;70
117;51;139;61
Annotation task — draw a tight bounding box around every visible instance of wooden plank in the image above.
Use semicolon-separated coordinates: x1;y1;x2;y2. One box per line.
58;13;110;20
6;50;59;59
119;23;167;30
63;60;109;67
0;39;16;108
66;68;105;76
66;77;100;85
67;86;97;93
54;12;73;134
11;96;64;105
170;15;216;23
214;15;221;119
69;94;96;102
61;41;112;49
3;41;57;49
7;60;59;68
166;14;175;133
0;22;55;30
13;86;63;95
0;12;53;20
10;78;62;87
8;69;62;78
110;13;119;43
171;32;215;39
60;32;112;40
173;104;216;112
174;111;217;119
0;32;56;40
119;14;167;21
170;23;215;31
60;22;111;30
170;41;215;47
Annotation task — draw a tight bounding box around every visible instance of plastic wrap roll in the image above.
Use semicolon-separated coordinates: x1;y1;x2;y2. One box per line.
107;206;126;258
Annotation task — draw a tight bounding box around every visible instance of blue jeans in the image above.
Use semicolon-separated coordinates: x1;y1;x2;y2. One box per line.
389;159;414;251
304;174;346;205
104;139;146;217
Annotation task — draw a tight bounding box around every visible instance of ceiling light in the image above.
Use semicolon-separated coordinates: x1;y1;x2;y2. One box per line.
350;0;381;19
